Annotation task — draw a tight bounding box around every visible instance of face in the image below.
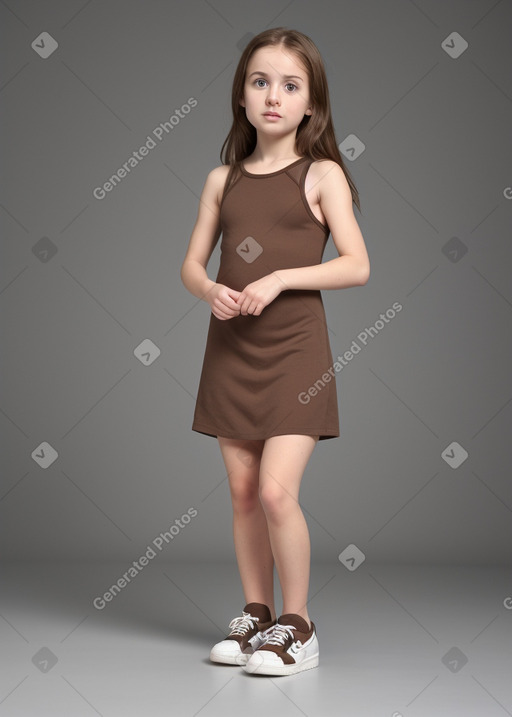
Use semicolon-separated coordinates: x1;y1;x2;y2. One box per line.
240;45;312;134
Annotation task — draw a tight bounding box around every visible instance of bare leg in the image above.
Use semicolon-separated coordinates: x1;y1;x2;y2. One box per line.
217;436;276;621
258;434;318;627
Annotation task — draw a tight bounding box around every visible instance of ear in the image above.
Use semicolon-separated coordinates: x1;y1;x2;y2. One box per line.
305;107;312;115
239;96;245;108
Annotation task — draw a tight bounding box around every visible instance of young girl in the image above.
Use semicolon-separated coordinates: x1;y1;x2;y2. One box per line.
181;27;369;676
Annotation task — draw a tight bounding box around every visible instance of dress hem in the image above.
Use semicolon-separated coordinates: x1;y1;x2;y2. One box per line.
191;423;340;441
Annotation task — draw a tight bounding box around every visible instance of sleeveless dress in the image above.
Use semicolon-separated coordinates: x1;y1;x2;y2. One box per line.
192;156;340;441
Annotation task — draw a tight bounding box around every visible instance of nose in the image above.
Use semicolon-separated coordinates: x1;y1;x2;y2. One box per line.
266;84;281;106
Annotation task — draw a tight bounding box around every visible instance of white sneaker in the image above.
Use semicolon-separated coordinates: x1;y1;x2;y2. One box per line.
243;613;319;676
210;602;276;665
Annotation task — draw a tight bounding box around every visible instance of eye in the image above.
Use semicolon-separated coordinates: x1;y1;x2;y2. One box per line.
253;79;299;92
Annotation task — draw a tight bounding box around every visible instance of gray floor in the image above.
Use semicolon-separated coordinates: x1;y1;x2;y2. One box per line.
0;562;510;716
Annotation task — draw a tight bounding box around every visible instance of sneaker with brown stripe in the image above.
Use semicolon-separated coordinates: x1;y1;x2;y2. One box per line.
243;613;319;676
209;602;276;665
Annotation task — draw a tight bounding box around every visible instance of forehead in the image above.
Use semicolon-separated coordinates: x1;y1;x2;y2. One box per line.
246;46;307;79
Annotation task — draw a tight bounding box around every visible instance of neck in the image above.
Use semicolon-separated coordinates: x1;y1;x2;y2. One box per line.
249;134;300;163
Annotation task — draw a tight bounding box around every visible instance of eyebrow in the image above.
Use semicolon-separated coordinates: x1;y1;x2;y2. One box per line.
248;71;304;81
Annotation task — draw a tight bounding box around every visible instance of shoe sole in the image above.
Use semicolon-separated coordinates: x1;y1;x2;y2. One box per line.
243;652;319;676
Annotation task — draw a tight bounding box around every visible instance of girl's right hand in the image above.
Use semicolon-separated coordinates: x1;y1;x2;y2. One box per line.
206;283;241;320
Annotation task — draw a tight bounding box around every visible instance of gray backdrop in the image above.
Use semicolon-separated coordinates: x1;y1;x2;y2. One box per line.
2;0;511;566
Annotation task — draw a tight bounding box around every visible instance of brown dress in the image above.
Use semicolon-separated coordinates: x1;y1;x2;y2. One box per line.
192;156;340;441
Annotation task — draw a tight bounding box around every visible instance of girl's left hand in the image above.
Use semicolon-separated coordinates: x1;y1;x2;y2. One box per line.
237;272;284;316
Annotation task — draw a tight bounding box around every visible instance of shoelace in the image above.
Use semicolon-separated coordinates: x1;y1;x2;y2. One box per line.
261;623;297;646
228;611;259;636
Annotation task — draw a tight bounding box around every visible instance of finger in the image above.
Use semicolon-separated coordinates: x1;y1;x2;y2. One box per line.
223;301;241;316
215;296;238;313
225;288;241;301
213;302;235;320
240;300;252;315
217;308;238;320
224;294;242;309
213;307;229;320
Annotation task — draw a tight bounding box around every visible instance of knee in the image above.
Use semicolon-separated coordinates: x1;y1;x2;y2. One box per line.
230;476;260;513
259;483;295;521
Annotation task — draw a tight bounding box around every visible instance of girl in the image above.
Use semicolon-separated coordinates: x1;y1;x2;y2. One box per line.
181;27;369;676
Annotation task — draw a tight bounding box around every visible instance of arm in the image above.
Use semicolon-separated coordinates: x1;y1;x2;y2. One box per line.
236;161;370;315
180;167;241;320
180;167;221;299
274;161;370;290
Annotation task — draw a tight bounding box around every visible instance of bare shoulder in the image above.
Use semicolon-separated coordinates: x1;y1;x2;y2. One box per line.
304;160;349;214
206;164;231;207
310;159;348;191
208;163;231;181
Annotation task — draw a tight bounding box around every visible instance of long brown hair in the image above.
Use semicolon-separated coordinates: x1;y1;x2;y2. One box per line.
220;27;361;213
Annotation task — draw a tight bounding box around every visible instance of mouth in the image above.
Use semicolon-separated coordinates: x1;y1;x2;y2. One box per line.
263;112;281;118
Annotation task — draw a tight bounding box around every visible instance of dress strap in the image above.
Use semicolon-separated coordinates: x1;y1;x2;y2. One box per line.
283;156;311;185
297;159;330;235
